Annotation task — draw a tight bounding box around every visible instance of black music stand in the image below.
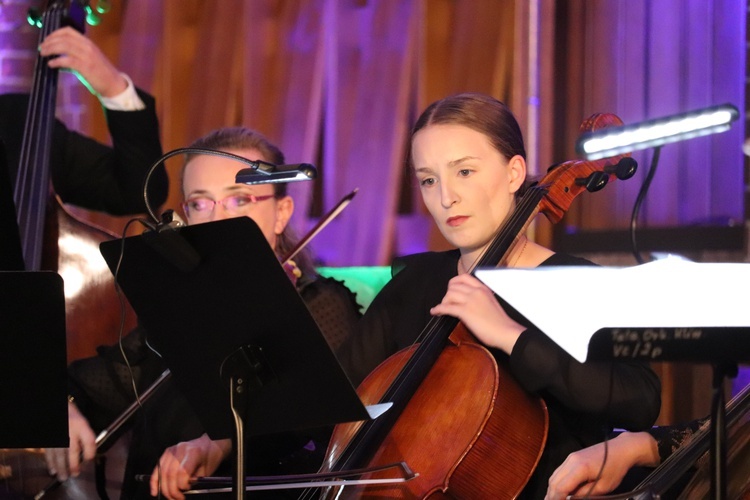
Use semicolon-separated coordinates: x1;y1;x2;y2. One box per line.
0;271;68;447
475;262;750;500
99;217;370;499
0;139;24;271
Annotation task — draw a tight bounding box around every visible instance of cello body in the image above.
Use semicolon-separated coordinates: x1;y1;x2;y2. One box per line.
324;326;547;499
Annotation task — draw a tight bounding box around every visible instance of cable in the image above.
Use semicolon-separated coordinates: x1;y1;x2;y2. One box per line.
629;147;661;265
141;148;267;225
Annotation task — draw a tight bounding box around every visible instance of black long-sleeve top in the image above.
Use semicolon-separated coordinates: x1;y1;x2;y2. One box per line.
336;249;662;499
0;89;167;215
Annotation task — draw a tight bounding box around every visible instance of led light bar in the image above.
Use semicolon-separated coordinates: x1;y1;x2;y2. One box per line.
235;161;317;185
576;103;739;160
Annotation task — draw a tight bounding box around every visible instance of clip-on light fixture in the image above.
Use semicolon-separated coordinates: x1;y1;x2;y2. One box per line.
235;160;317;185
576;103;739;160
142;148;317;227
573;103;740;266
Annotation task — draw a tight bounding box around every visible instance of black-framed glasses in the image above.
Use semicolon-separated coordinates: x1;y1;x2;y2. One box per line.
182;193;275;220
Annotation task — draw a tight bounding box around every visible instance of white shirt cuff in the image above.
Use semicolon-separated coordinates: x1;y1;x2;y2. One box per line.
98;73;146;111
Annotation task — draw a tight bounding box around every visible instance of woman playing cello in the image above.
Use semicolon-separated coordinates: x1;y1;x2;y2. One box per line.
335;92;661;499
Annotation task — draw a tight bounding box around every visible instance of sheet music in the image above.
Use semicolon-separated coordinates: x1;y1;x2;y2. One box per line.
475;257;750;363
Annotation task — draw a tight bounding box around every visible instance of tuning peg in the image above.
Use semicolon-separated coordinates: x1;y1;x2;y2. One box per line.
606;157;638;180
84;5;101;26
27;8;43;28
96;0;111;14
575;171;609;192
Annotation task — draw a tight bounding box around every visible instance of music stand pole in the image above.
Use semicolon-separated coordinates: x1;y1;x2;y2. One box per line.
710;361;737;500
222;345;267;500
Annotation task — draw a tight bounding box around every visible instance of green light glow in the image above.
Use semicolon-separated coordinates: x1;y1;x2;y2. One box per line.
85;6;101;26
317;266;391;312
27;11;43;29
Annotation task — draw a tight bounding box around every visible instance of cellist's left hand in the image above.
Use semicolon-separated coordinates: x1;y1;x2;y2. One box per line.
430;274;525;354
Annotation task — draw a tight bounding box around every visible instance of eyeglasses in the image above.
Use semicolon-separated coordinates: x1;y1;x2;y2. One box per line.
182;193;275;220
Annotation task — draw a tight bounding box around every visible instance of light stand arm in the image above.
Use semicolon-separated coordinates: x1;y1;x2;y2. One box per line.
629;146;661;264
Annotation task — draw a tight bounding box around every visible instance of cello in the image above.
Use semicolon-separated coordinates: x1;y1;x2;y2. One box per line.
311;113;638;499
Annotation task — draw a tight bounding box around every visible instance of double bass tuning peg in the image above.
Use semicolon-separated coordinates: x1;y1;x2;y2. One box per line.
85;1;111;26
26;9;43;29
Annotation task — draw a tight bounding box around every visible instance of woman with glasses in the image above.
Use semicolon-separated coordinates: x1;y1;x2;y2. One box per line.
60;127;361;499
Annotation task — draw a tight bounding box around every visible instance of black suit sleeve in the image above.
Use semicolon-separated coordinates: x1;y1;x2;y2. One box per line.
50;88;167;214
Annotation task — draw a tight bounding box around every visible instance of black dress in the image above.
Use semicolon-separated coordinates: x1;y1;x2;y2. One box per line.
336;249;662;499
68;274;361;499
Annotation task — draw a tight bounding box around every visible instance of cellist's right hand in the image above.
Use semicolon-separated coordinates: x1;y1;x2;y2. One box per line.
430;273;525;355
43;400;96;481
150;434;231;500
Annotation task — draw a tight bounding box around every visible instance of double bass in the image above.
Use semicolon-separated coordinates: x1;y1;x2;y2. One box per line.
2;1;146;498
587;382;750;500
11;0;141;363
310;113;638;499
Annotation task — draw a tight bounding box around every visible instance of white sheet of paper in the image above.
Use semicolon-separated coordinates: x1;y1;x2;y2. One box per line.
475;257;750;363
365;403;392;419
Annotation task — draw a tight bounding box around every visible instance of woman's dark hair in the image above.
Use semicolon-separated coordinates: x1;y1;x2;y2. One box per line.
183;127;315;276
184;126;288;197
411;92;526;161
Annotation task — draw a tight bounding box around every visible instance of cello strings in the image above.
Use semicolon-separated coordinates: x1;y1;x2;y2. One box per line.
359;184;546;415
396;186;545;385
333;184;548;477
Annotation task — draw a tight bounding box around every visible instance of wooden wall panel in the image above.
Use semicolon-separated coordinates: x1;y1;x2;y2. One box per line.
558;0;744;233
183;0;244;141
243;0;326;231
317;0;418;265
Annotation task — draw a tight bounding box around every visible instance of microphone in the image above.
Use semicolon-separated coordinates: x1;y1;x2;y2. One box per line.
235;161;317;185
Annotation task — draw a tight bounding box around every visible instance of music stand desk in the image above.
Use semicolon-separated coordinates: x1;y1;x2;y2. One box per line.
99;217;370;498
476;258;750;500
0;271;68;448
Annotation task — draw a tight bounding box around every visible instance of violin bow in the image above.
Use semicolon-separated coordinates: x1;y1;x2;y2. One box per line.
281;188;358;266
